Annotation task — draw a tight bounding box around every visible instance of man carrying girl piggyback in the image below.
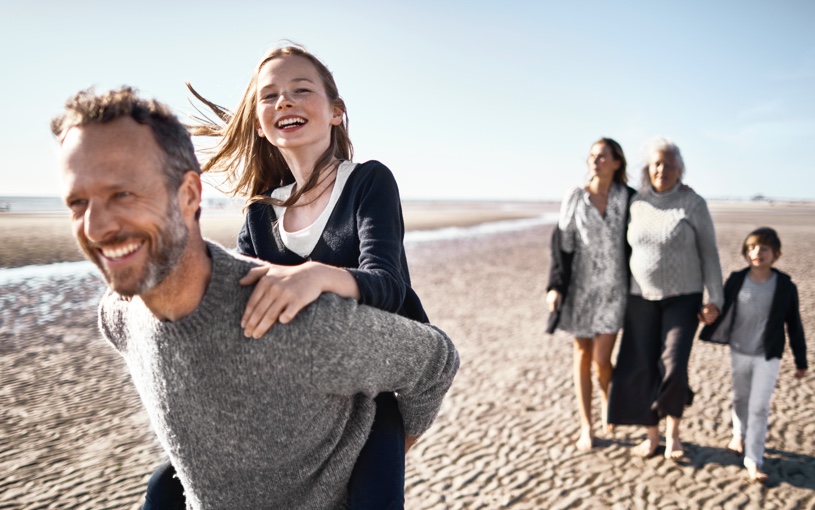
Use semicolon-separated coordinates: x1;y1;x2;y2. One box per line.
700;227;808;483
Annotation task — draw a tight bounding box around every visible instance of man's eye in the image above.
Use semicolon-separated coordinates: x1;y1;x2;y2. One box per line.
68;199;87;212
295;88;310;93
114;191;132;199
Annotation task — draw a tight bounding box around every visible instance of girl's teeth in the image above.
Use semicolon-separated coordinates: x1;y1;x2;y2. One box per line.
277;118;305;127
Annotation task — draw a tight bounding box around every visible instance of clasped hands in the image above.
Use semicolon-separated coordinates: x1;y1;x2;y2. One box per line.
697;303;720;325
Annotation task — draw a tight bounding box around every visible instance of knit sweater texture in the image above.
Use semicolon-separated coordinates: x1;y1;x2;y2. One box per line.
627;185;724;307
97;242;459;510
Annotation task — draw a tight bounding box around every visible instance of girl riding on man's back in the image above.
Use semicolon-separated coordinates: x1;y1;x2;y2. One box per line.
142;44;425;510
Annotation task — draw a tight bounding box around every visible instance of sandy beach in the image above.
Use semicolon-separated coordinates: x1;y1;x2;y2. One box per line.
1;201;813;509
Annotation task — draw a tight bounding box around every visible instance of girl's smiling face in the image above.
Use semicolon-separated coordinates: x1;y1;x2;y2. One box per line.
255;55;343;154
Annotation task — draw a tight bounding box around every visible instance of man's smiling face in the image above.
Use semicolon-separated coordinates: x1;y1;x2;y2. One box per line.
61;117;188;297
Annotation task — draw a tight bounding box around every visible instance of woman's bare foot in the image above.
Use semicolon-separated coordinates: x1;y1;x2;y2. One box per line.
600;397;615;434
632;437;658;458
747;464;768;483
726;437;744;455
665;436;685;460
576;427;594;451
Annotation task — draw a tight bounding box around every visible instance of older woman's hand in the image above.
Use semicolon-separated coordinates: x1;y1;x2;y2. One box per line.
546;290;562;312
697;303;720;325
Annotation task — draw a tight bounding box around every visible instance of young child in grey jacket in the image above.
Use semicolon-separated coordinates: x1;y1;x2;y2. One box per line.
700;227;808;483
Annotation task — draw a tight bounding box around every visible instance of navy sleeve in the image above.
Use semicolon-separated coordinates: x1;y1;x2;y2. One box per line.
547;227;572;295
237;217;256;258
345;163;408;313
699;271;738;342
785;282;808;370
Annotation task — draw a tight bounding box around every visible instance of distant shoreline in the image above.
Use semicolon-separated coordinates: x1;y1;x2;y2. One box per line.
0;201;558;269
4;199;814;269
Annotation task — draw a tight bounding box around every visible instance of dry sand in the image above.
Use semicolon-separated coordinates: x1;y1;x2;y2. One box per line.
1;202;813;509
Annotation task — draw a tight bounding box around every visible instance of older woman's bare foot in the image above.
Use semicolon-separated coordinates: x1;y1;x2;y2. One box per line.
632;438;658;458
726;437;744;455
747;464;768;483
576;427;594;451
665;436;685;460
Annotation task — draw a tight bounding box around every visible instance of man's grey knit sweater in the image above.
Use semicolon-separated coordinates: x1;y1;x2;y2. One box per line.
98;242;459;510
627;185;724;308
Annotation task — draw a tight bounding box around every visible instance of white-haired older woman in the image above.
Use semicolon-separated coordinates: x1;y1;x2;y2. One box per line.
607;137;723;459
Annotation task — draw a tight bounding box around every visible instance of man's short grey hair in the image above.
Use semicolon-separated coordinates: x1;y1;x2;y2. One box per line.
640;136;685;189
51;86;201;193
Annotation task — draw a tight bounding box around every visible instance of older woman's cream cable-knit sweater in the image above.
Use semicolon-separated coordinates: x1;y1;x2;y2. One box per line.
98;242;459;510
627;185;724;308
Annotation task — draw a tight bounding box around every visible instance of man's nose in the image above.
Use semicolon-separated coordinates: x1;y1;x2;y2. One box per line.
84;200;118;243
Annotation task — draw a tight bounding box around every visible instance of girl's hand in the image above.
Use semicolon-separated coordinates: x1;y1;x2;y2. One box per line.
795;368;808;380
239;262;325;339
697;303;720;325
239;261;361;339
546;290;562;313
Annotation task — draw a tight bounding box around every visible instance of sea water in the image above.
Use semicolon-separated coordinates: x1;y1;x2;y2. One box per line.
0;213;557;336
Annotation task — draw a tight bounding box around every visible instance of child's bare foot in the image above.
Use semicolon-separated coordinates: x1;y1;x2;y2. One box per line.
747;464;768;483
576;427;594;451
665;436;685;461
726;437;744;455
632;437;658;458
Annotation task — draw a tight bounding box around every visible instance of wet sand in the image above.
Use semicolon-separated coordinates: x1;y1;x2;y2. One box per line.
1;202;813;509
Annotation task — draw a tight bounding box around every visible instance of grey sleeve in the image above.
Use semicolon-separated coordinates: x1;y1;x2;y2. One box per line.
97;290;127;352
304;294;460;436
689;198;724;308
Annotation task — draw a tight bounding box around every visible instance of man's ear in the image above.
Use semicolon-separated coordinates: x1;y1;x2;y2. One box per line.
774;250;782;263
177;171;202;221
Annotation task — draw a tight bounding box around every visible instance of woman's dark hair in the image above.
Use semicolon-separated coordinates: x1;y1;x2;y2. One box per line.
591;137;627;184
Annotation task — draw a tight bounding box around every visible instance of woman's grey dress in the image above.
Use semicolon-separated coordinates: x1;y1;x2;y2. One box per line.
556;183;628;338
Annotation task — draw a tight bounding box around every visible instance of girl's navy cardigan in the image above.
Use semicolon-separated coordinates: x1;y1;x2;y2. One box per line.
237;160;428;323
699;267;807;369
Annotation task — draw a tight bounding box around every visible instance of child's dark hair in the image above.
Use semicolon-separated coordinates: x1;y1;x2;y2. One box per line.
742;227;782;257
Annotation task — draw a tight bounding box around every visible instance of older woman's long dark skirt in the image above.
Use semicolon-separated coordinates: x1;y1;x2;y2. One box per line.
608;293;702;426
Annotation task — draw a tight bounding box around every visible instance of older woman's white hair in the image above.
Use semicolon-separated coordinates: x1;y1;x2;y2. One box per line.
640;136;685;190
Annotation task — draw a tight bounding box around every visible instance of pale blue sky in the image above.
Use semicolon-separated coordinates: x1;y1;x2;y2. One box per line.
1;0;813;200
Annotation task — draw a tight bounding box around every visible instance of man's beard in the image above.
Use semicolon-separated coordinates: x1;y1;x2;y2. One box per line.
81;201;189;297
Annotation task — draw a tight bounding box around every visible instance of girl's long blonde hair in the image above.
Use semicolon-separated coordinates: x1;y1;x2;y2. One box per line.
188;44;353;207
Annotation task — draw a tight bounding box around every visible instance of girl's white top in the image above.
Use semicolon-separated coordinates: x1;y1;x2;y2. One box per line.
271;161;357;258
